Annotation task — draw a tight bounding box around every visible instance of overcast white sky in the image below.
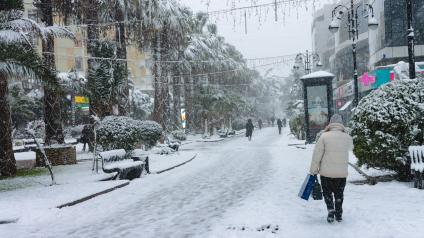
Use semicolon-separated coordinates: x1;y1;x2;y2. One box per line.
178;0;334;76
179;0;326;59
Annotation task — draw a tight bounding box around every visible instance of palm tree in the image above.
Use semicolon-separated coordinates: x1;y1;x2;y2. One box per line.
0;1;58;176
36;0;75;145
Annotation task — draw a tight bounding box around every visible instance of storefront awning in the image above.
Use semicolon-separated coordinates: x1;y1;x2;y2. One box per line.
339;100;352;111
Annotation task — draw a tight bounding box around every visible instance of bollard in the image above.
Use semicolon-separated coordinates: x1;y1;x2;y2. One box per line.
145;156;150;174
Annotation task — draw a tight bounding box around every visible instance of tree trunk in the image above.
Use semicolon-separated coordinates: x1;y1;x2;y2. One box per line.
85;3;100;120
115;4;129;116
0;74;16;176
184;75;193;130
40;0;64;145
152;32;166;129
172;76;181;129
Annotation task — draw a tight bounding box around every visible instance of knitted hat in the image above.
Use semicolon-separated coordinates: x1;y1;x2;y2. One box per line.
330;114;344;124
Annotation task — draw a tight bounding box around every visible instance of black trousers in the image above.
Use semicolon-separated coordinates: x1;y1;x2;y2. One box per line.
320;176;346;217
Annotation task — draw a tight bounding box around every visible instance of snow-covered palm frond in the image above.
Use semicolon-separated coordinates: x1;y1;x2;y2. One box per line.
0;61;37;80
1;18;43;37
0;9;24;23
0;30;31;46
42;26;76;41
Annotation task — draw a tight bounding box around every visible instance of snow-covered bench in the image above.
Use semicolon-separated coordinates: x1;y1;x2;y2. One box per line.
409;146;424;189
99;149;147;180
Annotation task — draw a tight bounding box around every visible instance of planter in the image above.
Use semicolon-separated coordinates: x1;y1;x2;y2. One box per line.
36;145;77;166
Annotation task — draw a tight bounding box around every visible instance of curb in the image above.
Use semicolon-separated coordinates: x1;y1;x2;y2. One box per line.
154;154;198;174
57;181;130;209
195;139;225;143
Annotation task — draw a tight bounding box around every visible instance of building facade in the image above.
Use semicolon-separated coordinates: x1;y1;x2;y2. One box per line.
312;0;424;121
23;0;153;92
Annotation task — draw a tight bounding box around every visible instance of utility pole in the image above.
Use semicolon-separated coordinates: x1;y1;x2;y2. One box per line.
406;0;416;79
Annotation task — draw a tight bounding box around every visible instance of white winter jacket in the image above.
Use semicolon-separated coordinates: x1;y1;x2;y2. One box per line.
309;123;354;178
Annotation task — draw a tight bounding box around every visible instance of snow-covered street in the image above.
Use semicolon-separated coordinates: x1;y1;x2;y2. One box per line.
1;128;424;238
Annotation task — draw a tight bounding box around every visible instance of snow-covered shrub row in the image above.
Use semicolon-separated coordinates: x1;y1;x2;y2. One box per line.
350;79;424;180
96;116;163;151
138;120;163;147
171;130;187;141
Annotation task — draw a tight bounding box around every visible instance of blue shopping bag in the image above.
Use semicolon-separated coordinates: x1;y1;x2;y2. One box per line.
298;174;317;201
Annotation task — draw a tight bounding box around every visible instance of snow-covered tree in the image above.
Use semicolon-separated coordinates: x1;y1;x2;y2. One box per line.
0;0;58;176
351;78;424;180
131;89;153;120
87;40;120;118
8;85;42;129
35;0;76;146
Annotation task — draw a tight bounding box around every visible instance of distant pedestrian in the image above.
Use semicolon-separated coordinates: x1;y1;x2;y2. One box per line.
309;114;353;223
81;124;94;152
282;118;287;127
245;119;254;141
258;119;263;130
271;116;275;127
277;119;283;135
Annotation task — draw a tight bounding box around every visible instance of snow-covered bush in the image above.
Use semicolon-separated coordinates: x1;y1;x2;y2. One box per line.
232;118;246;131
64;125;85;138
171;130;187;141
14;120;45;140
350;79;424;180
138;120;163;147
287;100;305;140
97;116;141;151
97;117;162;151
289;114;305;140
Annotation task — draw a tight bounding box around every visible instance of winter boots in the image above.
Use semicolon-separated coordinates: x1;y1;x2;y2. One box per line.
327;210;335;223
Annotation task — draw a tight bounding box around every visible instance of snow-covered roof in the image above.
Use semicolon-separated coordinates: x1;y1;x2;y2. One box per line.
301;71;335;80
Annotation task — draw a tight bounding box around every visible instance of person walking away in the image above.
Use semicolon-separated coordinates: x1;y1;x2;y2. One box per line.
80;125;90;152
277;119;283;135
258;119;263;130
271;116;275;127
245;119;254;141
309;114;353;223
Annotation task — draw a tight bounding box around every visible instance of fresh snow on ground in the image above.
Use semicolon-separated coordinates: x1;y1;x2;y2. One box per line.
1;127;424;238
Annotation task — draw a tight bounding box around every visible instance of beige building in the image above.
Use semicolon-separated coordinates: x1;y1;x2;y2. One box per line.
23;0;153;91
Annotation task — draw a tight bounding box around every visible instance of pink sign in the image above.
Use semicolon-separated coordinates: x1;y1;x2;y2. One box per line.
390;71;395;81
359;72;376;86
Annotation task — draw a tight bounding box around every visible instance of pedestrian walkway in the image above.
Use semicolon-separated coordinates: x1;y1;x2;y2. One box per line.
2;128;424;238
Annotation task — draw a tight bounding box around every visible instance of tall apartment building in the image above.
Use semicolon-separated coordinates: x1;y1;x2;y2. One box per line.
23;0;153;92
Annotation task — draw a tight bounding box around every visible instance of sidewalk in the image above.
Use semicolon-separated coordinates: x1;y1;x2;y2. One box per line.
2;148;198;225
208;132;424;238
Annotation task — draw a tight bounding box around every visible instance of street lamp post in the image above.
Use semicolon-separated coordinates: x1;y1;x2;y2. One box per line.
329;0;378;107
406;0;416;79
293;50;322;74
